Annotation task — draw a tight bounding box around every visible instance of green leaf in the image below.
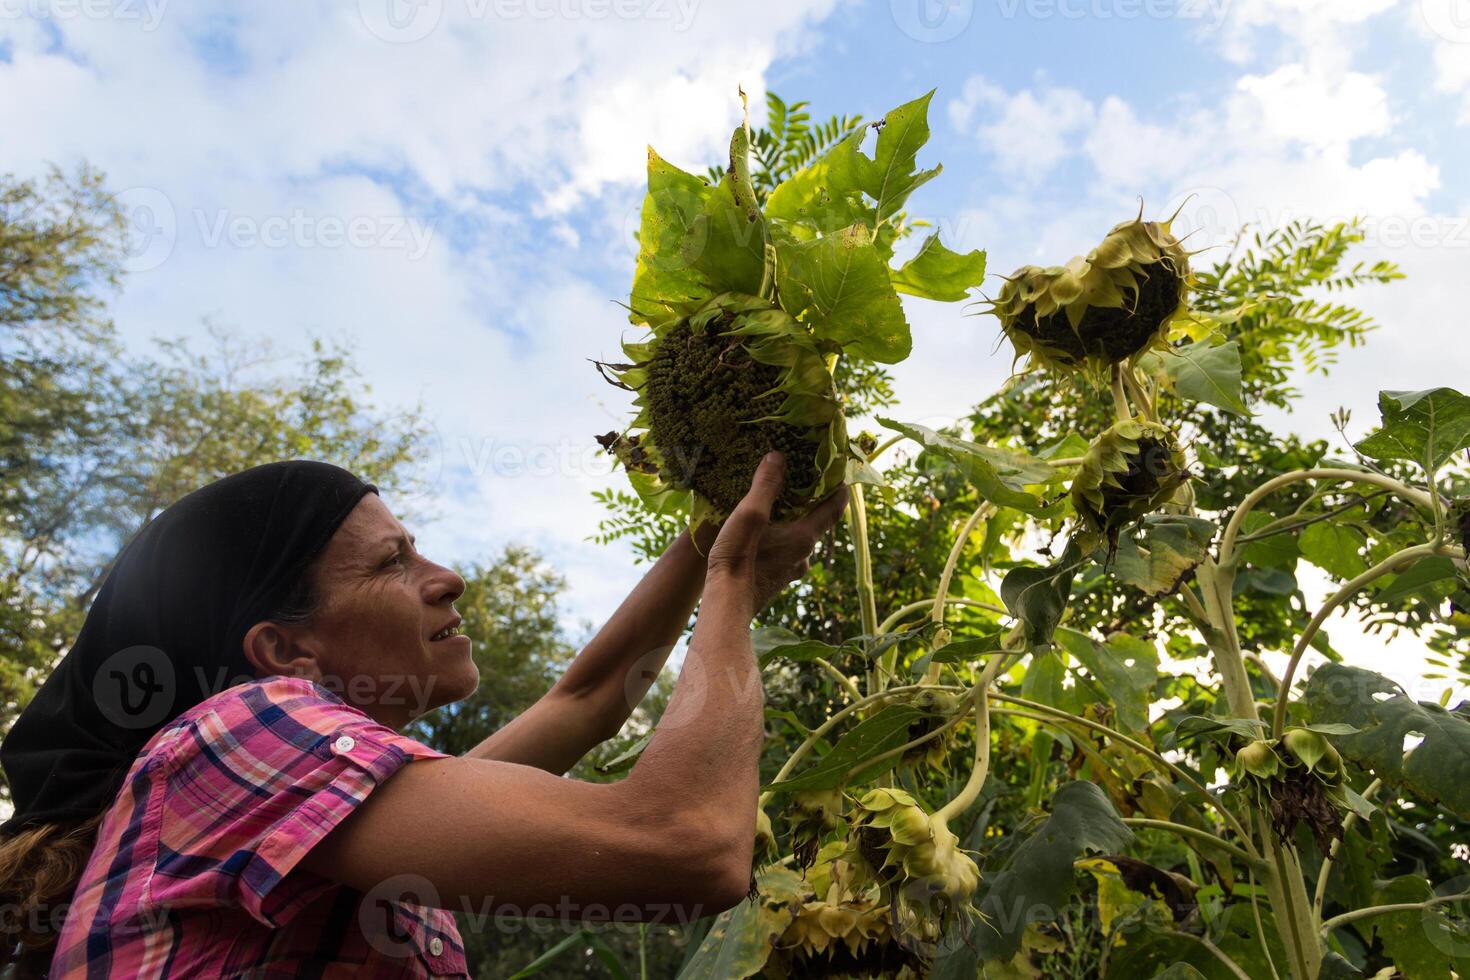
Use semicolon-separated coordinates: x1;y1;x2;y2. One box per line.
889;233;987;301
750;627;852;669
1054;629;1160;733
1302;663;1470;818
1355;387;1470;475
878;418;1049;513
763;705;922;792
828;90;941;226
1164;714;1267;750
627;148;764;325
1139;339;1251;417
1002;541;1082;647
1374;555;1459;604
775;225;911;362
971;781;1133;960
628;151;716;322
509;928;597;978
1020;647;1082;715
1108;515;1216;596
1239;511;1300;570
1149;966;1208;980
1361;875;1470;980
675;898;790;980
927;626;1009;664
594;730;653;775
1298;522;1369;580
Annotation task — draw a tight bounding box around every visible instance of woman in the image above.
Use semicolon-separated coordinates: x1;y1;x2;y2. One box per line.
0;454;846;977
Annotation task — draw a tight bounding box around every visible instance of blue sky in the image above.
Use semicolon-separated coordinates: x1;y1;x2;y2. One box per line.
2;0;1467;695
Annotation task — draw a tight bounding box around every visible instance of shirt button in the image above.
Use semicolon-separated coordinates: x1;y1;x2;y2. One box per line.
332;735;356;753
428;937;444;956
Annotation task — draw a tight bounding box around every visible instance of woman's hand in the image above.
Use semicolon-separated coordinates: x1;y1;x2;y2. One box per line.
705;452;850;617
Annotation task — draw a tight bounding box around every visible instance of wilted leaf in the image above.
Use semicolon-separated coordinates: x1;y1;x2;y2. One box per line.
971;781;1133;960
1302;663;1470;818
879;418;1051;513
1109;515;1216;595
675;895;791;980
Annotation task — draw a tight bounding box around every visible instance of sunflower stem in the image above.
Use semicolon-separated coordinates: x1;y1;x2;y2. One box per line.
846;481;880;659
934;655;1007;823
1110;364;1132;421
923;501;994;685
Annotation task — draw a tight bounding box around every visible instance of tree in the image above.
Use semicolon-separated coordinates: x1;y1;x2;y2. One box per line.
0;164;430;742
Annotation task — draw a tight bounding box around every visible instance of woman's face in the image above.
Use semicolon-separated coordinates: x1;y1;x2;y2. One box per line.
248;493;479;728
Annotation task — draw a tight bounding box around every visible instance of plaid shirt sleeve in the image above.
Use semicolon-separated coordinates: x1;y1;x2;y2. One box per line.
141;675;452;929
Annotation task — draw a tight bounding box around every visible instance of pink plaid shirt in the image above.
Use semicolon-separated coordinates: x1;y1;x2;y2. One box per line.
50;676;469;978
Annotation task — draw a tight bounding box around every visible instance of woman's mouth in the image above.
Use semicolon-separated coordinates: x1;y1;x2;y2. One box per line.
429;624;464;641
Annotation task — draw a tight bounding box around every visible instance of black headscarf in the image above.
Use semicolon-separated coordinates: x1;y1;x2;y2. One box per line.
0;460;377;836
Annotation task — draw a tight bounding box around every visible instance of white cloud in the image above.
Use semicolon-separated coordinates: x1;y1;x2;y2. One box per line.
947;75;1095;180
1235;62;1391;148
0;0;844;631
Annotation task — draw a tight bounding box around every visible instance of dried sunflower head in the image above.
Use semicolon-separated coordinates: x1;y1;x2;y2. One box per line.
991;208;1193;379
596;291;848;540
1071;417;1189;554
785;788;849;871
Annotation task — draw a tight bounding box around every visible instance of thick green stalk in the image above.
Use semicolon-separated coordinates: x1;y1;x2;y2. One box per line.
922;501;994;684
1271;542;1442;736
934;654;1007;823
1194;556;1319;979
845;483;881;697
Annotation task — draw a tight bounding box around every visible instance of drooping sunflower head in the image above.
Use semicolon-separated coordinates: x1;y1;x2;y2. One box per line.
991;209;1193;378
596;292;848;537
902;689;964;772
844;788;981;946
785;788;849;871
1070;417;1189;552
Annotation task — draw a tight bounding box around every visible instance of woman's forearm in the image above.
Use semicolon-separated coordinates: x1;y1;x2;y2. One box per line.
549;528;711;739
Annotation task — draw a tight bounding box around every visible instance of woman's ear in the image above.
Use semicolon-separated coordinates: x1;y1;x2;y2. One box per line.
241;621;323;683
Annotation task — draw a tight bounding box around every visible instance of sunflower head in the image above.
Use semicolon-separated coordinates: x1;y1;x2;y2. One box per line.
785;788;849;871
596;291;849;538
844;788;982;947
1071;417;1189;553
991;209;1193;380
